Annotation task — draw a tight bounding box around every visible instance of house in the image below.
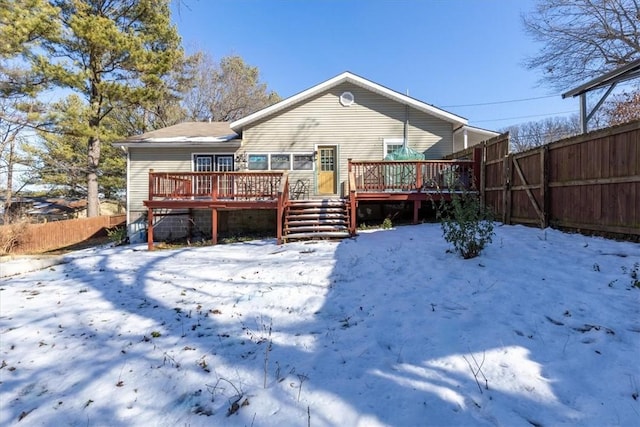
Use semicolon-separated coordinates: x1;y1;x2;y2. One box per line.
117;72;498;247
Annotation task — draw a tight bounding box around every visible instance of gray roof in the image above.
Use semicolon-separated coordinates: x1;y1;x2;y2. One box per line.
121;122;238;142
562;58;640;98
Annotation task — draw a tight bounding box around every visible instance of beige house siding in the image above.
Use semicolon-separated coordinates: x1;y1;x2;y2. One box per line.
238;82;454;195
128;147;234;215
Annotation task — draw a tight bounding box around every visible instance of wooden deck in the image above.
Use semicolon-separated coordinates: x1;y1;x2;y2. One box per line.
144;149;481;249
346;152;481;232
144;171;288;249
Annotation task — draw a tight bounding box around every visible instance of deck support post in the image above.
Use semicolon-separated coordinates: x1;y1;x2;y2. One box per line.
276;201;283;245
188;208;194;242
147;208;154;251
413;200;421;224
211;208;218;244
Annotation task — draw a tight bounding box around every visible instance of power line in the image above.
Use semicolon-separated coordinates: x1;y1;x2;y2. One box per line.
473;110;578;124
442;94;560;108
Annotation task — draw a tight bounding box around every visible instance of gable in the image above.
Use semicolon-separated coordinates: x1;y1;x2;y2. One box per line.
239;81;455;160
230;72;467;133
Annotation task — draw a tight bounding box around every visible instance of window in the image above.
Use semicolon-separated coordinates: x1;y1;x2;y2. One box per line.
383;138;405;157
293;154;314;170
270;154;291;170
194;155;213;172
248;154;268;170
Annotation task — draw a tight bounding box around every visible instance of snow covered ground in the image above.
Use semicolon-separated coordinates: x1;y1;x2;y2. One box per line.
1;224;639;426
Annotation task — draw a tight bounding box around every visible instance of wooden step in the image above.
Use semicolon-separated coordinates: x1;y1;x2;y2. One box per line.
285;224;348;232
287;207;346;214
286;212;347;220
284;231;351;241
288;199;346;207
285;219;347;226
283;197;351;242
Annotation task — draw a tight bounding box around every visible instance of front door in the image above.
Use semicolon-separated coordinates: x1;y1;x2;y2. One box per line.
317;146;337;195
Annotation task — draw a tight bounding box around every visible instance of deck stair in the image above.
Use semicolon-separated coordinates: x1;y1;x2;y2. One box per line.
283;198;351;242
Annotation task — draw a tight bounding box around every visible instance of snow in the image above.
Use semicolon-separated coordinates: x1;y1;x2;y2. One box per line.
1;223;639;426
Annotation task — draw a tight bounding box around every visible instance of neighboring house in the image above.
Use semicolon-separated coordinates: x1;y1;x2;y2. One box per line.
1;198;125;224
118;72;498;245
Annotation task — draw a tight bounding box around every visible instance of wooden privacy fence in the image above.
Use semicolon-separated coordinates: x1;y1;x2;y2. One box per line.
473;121;640;236
1;214;126;254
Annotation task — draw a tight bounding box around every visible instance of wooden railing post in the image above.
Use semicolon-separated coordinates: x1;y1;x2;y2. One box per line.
148;169;154;200
348;171;357;236
276;172;288;244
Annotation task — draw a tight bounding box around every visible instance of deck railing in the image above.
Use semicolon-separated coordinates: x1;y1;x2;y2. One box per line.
148;170;285;201
348;160;478;193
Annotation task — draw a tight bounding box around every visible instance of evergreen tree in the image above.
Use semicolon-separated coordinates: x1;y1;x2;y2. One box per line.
9;0;183;216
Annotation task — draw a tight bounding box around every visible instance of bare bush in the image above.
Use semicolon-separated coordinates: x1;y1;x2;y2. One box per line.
0;218;30;255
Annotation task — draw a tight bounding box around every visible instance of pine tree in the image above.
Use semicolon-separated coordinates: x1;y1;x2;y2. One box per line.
10;0;183;216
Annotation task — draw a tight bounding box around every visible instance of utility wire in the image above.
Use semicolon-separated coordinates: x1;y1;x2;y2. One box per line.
473;110;578;124
442;94;559;108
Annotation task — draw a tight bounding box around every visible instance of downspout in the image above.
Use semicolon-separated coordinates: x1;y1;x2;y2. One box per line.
404;101;409;148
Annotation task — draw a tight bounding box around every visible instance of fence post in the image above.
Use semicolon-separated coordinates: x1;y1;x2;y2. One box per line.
503;154;511;224
480;142;486;207
473;146;482;191
541;145;550;228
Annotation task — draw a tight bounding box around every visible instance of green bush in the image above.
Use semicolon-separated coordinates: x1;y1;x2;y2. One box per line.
106;226;127;244
434;191;494;259
382;217;393;229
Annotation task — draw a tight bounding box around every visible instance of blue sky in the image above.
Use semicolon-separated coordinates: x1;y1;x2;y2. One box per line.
172;0;582;130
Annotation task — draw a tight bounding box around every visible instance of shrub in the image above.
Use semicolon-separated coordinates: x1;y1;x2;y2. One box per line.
106;226;127;244
434;191;494;259
382;217;393;229
0;219;30;255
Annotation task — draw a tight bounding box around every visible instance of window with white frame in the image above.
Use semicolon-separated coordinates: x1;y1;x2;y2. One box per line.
293;154;314;170
383;138;405;157
270;154;291;170
248;154;268;170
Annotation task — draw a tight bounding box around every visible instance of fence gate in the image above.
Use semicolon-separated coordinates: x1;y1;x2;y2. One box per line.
506;147;548;228
480;133;510;221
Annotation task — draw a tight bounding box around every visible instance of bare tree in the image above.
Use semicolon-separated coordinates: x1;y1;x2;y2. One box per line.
0;99;34;223
182;53;281;122
503;116;581;152
523;0;640;91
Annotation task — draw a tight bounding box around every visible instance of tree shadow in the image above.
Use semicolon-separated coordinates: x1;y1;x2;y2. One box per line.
1;226;637;425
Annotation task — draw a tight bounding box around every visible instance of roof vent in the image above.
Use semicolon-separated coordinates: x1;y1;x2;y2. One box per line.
339;91;355;106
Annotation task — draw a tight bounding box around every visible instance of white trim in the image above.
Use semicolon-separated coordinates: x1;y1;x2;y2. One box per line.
339;91;355;106
292;153;315;171
383;137;405;157
453;125;499;138
191;152;236;172
243;152;316;171
269;153;292;171
118;140;241;149
126;148;130;229
230;72;467;131
247;153;269;171
138;135;237;143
